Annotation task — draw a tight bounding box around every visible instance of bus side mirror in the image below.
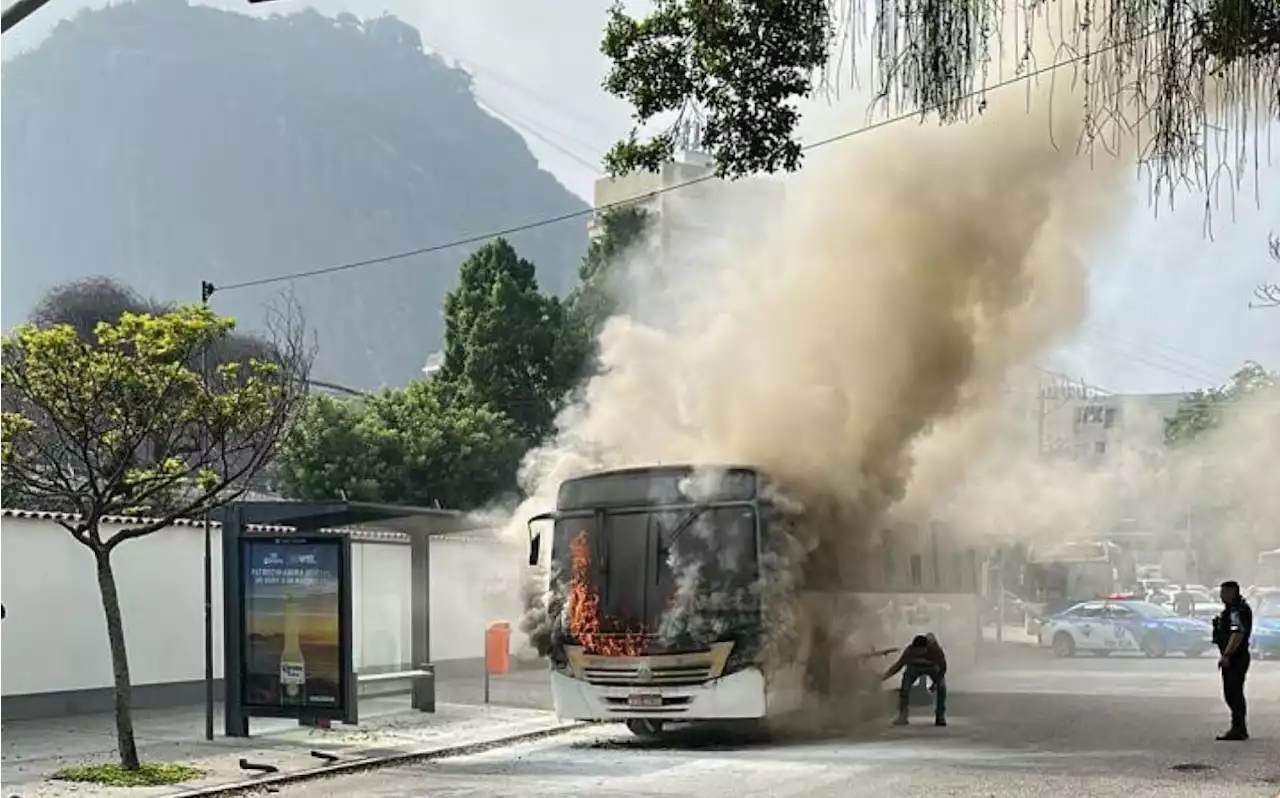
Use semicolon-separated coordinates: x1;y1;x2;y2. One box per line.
526;512;554;567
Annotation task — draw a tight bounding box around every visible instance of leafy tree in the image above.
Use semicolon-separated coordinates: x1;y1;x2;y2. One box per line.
554;205;654;382
1249;235;1280;307
0;304;310;771
1199;0;1280;64
437;238;576;441
27;276;283;387
601;0;1279;186
274;393;399;503
383;380;525;507
29;276;165;340
1165;360;1277;444
276;380;523;509
279;238;592;512
570;205;652;336
601;0;831;178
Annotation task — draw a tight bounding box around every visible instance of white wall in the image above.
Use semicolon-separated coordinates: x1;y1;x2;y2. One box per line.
1;516;226;696
1;515;525;699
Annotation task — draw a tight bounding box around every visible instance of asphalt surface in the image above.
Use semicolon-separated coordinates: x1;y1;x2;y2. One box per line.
274;656;1280;797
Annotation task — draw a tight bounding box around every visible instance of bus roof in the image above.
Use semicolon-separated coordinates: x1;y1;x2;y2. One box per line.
557;465;762;510
558;464;762;483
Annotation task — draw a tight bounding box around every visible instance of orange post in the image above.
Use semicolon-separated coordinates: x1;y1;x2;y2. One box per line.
485;622;511;676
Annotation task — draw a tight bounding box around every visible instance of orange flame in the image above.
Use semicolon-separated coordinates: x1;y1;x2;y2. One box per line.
568;530;648;657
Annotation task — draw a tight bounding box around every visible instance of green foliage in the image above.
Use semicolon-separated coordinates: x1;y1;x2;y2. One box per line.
600;1;1279;185
1198;0;1280;65
1;304;308;541
437;238;578;441
2;297;310;772
53;762;203;787
571;206;652;334
278;223;661;513
556;206;655;380
1165;361;1277;445
277;380;524;510
601;0;832;178
275;393;395;503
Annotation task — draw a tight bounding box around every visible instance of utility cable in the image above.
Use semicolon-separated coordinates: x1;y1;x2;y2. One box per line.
214;27;1165;294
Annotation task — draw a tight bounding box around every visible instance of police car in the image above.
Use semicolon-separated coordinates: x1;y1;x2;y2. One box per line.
1039;598;1213;658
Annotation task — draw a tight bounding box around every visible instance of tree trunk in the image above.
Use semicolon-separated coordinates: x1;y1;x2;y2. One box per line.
94;548;141;770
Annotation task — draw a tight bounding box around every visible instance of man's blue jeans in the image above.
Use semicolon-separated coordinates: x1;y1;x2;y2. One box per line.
899;664;946;717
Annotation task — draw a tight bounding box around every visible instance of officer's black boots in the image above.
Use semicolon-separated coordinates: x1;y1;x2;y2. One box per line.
1216;727;1248;741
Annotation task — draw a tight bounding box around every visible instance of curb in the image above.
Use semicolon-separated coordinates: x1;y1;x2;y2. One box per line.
165;721;595;797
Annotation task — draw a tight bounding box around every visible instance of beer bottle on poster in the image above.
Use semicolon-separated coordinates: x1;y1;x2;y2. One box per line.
279;593;307;706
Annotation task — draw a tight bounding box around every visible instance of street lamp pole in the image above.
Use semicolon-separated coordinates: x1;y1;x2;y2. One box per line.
200;280;217;742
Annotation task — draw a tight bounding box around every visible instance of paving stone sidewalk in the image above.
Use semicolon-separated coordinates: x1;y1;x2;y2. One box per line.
2;696;574;798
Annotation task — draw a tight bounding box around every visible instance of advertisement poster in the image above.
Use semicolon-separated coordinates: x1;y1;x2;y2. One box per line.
241;537;344;711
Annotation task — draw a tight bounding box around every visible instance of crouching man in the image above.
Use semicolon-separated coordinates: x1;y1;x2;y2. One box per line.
881;633;948;727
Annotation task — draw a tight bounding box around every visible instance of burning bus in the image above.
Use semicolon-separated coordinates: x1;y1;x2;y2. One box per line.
523;463;983;736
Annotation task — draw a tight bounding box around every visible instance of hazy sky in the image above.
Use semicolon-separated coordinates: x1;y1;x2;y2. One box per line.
3;0;1277;393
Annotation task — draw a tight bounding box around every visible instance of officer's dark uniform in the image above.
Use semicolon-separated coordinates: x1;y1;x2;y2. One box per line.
1213;597;1253;738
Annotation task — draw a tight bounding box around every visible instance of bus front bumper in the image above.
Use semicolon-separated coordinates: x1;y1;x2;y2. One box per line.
550;667;767;722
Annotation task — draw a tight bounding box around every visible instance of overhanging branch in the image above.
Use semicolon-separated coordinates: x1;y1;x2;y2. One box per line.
1252;233;1280;308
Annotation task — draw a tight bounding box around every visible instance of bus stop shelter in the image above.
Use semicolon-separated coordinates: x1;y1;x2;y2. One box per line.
214;500;484;737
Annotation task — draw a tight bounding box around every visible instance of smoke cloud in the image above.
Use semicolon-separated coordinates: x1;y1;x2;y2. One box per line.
489;11;1277;682
510;39;1123;559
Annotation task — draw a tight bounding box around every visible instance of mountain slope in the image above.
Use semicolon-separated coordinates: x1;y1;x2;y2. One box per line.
1;0;589;388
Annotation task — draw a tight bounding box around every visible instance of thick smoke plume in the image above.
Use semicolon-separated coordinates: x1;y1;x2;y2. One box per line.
921;375;1280;583
498;11;1274;690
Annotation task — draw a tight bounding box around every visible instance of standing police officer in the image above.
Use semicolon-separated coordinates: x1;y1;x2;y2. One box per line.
1212;580;1252;741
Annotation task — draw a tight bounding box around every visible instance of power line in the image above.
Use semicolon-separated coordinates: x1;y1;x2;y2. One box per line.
427;41;619;145
213;27;1163;295
1078;337;1223;387
483;103;604;173
1084;322;1233;375
1081;322;1233;383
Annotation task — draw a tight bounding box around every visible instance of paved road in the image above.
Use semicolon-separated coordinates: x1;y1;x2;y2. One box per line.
276;658;1280;798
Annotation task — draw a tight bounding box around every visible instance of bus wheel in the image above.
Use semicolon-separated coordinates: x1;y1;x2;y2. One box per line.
626;719;666;739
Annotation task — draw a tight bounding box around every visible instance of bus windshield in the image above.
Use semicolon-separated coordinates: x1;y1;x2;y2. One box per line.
552;503;759;650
